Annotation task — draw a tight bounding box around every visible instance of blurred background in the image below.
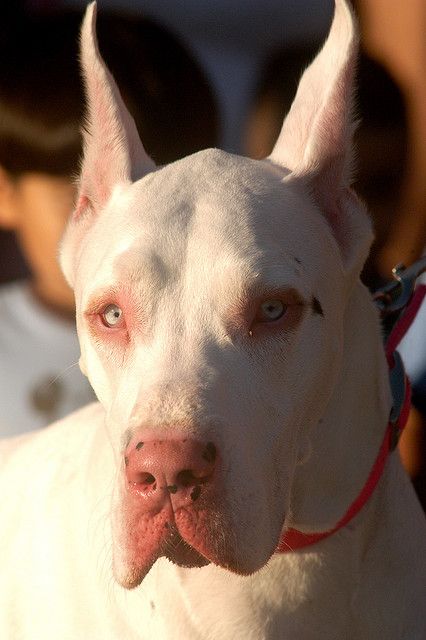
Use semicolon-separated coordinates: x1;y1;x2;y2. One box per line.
0;0;425;503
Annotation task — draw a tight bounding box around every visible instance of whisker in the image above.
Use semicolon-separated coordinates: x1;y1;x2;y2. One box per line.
46;361;80;387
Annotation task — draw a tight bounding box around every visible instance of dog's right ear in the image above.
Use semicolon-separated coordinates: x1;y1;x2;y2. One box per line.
268;0;372;285
61;2;155;287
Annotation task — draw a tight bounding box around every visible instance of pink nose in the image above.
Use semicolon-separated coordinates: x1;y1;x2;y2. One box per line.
124;436;218;507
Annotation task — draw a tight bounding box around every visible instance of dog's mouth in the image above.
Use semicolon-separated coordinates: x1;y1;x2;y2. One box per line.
160;522;211;569
114;487;220;588
114;484;272;589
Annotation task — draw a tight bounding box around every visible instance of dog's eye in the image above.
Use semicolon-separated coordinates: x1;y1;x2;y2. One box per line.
101;304;123;327
256;300;287;323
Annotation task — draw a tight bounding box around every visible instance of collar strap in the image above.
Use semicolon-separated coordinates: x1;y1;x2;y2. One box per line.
276;284;426;553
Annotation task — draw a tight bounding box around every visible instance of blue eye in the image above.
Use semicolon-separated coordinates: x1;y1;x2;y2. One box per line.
257;300;287;322
102;304;123;327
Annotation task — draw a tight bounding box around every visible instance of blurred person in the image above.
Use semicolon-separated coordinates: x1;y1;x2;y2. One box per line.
0;7;218;436
356;0;426;279
355;0;426;498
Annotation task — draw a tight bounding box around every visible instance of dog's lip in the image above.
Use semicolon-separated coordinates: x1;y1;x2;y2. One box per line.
160;523;211;569
118;485;277;588
116;509;211;588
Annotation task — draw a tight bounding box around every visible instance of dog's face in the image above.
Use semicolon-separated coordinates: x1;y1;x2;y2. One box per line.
61;0;372;588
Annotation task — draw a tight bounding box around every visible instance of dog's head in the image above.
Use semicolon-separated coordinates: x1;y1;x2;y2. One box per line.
61;0;372;588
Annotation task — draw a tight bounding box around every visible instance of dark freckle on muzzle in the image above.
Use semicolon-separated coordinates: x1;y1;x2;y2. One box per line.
124;456;129;467
190;486;202;501
202;442;217;463
135;441;144;450
167;484;178;494
312;296;324;317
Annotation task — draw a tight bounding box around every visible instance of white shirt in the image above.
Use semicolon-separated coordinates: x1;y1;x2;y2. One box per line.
397;271;426;413
0;281;94;437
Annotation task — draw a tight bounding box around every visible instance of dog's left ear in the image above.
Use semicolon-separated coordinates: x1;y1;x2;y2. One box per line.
61;2;155;287
269;0;372;281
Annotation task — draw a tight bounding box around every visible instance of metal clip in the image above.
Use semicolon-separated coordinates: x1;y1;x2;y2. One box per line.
374;255;426;317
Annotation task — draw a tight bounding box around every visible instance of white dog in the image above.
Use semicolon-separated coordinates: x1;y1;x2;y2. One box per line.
1;1;425;638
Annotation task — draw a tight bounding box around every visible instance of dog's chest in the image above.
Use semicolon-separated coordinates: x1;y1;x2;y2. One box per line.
1;559;355;640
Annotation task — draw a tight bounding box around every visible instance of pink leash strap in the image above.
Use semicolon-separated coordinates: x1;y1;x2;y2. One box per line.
277;283;426;553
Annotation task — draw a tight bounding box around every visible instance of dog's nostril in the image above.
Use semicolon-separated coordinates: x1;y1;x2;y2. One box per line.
202;442;217;463
177;469;195;487
167;484;178;494
177;468;211;487
190;485;202;501
130;472;157;489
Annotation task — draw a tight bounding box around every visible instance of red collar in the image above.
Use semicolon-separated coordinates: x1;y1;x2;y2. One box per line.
276;284;426;553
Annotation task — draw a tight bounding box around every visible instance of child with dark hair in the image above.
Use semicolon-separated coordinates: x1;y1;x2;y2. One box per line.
0;8;218;436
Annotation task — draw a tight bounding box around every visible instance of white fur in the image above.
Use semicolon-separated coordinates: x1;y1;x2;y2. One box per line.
1;1;426;637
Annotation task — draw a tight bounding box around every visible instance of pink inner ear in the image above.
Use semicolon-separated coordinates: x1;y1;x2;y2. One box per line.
321;190;348;255
268;0;357;186
78;2;156;212
73;194;91;220
83;66;130;207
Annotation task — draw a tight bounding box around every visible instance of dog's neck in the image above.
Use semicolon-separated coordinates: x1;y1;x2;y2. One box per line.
289;281;393;532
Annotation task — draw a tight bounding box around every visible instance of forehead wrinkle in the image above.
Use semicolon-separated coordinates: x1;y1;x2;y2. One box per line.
112;243;170;293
